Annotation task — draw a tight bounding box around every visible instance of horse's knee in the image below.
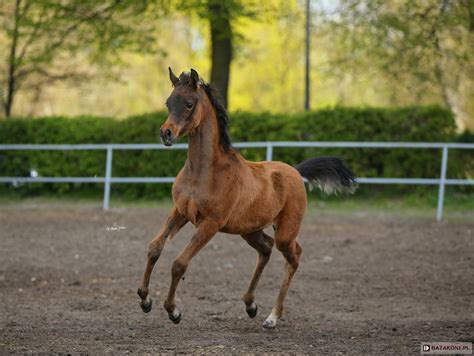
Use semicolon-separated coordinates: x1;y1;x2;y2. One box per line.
171;258;187;278
147;240;163;263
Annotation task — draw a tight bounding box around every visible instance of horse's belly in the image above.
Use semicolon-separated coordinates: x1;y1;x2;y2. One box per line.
221;201;276;235
220;221;272;235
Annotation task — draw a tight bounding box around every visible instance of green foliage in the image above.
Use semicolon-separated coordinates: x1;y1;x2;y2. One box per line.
231;106;464;180
0;106;469;200
322;0;473;130
0;0;163;117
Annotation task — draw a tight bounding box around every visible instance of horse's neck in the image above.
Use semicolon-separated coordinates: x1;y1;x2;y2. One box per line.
186;112;222;179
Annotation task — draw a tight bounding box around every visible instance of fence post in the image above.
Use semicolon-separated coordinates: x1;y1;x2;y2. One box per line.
103;146;113;211
436;146;448;222
266;143;273;161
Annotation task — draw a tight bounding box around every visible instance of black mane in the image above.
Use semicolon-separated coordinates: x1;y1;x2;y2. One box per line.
178;72;232;151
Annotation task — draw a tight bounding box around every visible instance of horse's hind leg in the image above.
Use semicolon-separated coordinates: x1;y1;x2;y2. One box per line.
137;207;187;313
241;230;274;318
263;211;303;329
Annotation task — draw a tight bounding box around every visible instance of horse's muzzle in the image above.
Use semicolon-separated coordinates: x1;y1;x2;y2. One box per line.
160;128;175;146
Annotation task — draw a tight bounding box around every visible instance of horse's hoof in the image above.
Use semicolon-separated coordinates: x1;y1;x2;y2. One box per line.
262;315;277;329
168;310;181;324
246;303;258;318
140;298;153;313
262;319;276;329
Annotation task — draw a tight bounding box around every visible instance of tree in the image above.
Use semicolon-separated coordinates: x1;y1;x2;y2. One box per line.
0;0;161;118
176;0;270;108
321;0;473;130
208;0;233;108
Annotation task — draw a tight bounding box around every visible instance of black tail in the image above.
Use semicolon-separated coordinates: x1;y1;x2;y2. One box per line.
295;157;358;194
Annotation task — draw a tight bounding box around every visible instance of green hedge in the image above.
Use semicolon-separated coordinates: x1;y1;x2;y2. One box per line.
0;106;471;199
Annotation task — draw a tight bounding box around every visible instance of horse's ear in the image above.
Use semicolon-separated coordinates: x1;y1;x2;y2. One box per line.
169;67;179;86
189;68;199;89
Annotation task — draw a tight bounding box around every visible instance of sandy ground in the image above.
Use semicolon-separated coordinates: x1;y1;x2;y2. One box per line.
0;202;473;354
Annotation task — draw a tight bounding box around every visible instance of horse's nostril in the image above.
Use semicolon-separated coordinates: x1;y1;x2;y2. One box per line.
159;128;174;145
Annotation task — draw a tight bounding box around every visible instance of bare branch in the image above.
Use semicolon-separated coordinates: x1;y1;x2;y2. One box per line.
40;3;120;59
16;5;50;65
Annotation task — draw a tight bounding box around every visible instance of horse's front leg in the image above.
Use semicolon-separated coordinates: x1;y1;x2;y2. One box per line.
163;219;219;323
137;207;188;313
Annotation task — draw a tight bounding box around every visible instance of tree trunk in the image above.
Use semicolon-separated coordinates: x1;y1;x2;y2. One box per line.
208;1;232;109
4;0;21;117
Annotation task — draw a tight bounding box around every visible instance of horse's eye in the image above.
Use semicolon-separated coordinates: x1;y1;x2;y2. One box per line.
186;102;194;109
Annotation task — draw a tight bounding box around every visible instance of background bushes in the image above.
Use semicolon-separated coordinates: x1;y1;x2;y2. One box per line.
0;106;471;199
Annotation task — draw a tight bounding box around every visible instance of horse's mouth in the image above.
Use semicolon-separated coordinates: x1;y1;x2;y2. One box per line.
159;131;176;146
160;137;175;146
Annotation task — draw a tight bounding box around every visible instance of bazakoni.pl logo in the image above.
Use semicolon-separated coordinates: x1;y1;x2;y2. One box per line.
421;342;472;354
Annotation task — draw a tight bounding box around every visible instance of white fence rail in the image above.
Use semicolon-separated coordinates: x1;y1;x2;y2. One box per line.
0;142;473;221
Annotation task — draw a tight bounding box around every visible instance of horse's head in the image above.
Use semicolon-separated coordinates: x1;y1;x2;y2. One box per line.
160;67;205;146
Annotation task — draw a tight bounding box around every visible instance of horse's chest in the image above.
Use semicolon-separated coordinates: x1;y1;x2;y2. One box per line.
173;183;207;225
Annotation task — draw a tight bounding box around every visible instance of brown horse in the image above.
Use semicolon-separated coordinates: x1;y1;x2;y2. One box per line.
137;68;357;329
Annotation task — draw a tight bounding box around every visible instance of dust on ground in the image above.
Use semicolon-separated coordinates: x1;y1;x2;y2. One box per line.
0;203;472;354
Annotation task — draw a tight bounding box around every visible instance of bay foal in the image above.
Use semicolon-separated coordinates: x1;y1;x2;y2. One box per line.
137;68;356;329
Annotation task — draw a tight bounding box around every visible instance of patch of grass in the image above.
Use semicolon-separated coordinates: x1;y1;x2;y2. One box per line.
1;186;473;220
307;186;474;219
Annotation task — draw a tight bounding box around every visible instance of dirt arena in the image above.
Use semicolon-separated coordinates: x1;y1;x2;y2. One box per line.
0;202;472;354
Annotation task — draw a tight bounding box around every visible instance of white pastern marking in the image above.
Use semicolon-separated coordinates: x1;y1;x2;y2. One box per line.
263;313;278;328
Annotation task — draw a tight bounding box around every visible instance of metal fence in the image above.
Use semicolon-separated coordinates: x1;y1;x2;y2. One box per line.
0;141;473;221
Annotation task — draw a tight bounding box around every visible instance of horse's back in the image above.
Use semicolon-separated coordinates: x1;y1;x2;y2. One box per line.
250;160;306;196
